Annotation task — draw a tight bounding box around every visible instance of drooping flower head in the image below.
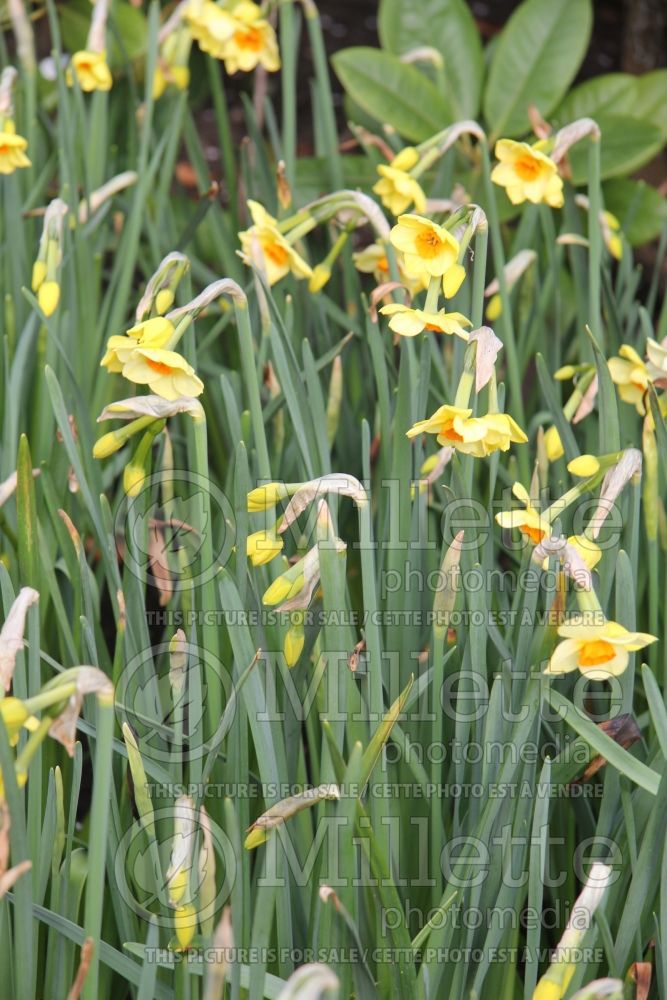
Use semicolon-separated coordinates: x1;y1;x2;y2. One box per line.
496;482;550;545
238;200;312;286
380;304;471;340
491;139;563;208
407;404;527;457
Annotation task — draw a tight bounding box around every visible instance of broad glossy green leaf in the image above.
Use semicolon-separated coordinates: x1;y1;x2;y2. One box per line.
604;178;667;246
331;47;452;143
568;114;664;184
484;0;593;140
553;73;639;126
635;69;667;136
377;0;484;118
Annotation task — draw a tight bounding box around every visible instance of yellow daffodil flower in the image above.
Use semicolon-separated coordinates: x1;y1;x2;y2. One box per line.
379;304;471;339
246;527;284;566
373;148;426;216
608;344;650;414
121;348;204;400
67;50;113;92
0;119;30;174
491;139;563;208
101;317;175;372
407;404;527;457
390;214;460;278
221;1;280;75
546;614;656;680
239;200;312;285
496;483;551;545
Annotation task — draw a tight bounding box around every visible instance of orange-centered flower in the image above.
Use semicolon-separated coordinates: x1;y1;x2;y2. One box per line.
546;614;656;680
390;214;460;278
491;139;563;208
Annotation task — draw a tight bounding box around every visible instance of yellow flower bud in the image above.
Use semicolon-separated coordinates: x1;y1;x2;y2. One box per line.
38;281;60;317
155;288;175;315
532;980;563;1000
174;903;197;950
567;455;600;478
31;260;46;292
544;425;564;462
262;571;305;606
93;431;124;459
247;528;283;567
442;263;466;299
247;482;289;512
284;618;305;667
169;867;189;906
244;826;268;850
123;463;146;498
485;293;502;322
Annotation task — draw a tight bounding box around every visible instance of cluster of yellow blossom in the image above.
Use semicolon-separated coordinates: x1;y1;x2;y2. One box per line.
187;0;280;75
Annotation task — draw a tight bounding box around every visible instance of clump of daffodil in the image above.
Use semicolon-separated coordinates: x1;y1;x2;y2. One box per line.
31;198;68;317
390;214;460;278
66;0;112;92
187;0;280;75
153;7;192;100
373;146;427;216
379;303;471;340
608;344;651;414
238;200;313;286
0;67;30;175
491;138;563;208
